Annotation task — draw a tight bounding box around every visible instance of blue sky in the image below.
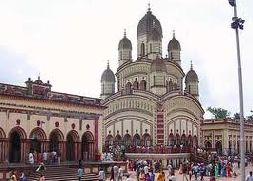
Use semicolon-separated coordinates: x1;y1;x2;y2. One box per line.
0;0;252;118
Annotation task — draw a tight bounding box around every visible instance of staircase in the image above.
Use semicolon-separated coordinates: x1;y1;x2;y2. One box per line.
27;166;99;181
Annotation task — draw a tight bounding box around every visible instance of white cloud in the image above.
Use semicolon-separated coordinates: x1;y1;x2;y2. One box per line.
0;0;252;116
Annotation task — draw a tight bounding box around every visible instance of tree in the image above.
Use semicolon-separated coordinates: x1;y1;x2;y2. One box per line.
207;107;230;119
234;113;240;119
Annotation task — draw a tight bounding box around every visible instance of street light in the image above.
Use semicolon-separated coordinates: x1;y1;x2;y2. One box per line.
228;0;245;180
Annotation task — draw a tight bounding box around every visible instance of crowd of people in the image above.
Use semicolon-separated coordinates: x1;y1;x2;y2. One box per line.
28;150;60;165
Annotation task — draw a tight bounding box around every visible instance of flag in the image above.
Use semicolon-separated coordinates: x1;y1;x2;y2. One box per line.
229;0;236;7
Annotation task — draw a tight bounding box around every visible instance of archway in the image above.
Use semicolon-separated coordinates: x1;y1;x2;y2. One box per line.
215;141;223;155
9;131;21;163
114;134;122;146
133;134;141;146
0;127;6;162
49;129;64;154
123;134;131;147
66;130;79;161
205;141;212;151
81;131;94;160
141;43;145;56
8;127;26;163
29;127;47;153
142;133;152;147
139;80;147;91
125;82;132;94
168;133;174;146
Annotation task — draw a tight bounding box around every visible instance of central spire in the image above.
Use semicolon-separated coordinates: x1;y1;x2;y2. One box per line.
148;2;151;12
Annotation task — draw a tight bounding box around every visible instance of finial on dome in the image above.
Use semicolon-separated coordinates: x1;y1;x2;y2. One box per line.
148;2;151;12
107;60;110;69
38;73;40;80
124;29;126;37
173;30;175;38
190;60;193;70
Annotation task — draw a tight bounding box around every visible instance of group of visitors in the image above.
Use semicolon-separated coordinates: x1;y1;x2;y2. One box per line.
28;150;60;165
9;170;42;181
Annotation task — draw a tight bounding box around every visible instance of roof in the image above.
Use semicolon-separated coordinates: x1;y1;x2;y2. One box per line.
168;32;181;51
137;9;162;39
185;64;198;82
118;32;132;50
101;63;116;82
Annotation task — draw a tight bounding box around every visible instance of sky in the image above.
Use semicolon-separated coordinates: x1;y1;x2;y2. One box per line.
0;0;252;118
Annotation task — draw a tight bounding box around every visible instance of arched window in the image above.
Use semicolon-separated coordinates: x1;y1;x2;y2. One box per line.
188;135;193;147
105;135;114;146
123;134;132;147
169;80;173;91
168;132;174;146
133;79;139;89
133;134;141;146
176;133;180;146
114;134;122;145
173;83;177;90
125;82;132;94
142;133;152;147
150;43;152;53
141;43;145;56
181;134;186;146
140;80;147;91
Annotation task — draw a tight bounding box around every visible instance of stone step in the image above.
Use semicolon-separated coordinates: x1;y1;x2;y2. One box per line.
27;167;99;181
28;173;98;181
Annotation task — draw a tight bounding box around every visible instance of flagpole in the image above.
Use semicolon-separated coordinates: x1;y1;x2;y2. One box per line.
228;0;245;180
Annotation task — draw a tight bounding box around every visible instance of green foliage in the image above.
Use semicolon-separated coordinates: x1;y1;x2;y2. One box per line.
207;107;230;119
234;113;240;119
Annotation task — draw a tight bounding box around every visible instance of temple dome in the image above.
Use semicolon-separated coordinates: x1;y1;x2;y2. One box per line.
168;33;181;51
137;9;162;38
118;32;132;50
101;63;116;82
185;66;198;82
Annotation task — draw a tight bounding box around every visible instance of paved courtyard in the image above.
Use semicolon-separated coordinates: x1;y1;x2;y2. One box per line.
106;164;253;181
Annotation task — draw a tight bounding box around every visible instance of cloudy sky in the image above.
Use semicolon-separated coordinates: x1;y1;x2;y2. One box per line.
0;0;252;118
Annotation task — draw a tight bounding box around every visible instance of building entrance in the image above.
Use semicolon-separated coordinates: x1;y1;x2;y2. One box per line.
9;131;21;163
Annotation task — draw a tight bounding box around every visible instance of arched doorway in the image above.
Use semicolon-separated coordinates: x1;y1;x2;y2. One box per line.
49;129;64;154
205;141;212;151
29;127;47;153
81;131;94;161
142;133;152;147
215;141;223;155
9;131;21;163
133;133;141;146
8;127;26;163
123;134;132;147
66;130;79;161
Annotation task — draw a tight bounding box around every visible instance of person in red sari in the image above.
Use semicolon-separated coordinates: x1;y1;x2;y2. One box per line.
226;162;232;177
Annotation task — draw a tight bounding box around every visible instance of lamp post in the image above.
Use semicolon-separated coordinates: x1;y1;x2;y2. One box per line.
228;0;245;180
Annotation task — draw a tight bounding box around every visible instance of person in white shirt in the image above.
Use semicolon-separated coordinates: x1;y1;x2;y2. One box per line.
28;152;34;165
113;165;119;181
118;166;124;181
43;151;48;164
246;171;253;181
98;168;105;181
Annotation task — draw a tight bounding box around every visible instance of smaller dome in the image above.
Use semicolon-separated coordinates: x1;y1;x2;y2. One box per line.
168;31;181;51
151;56;167;73
185;63;198;82
118;31;132;50
101;62;116;82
